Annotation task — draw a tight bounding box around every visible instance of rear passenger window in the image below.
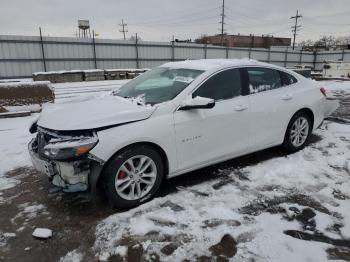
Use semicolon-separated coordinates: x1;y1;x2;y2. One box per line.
193;68;241;101
246;67;282;94
280;71;298;86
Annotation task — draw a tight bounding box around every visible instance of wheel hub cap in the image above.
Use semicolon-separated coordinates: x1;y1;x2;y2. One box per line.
115;155;157;201
290;117;309;147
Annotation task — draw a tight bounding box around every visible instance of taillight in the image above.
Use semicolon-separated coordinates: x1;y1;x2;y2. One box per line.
320;87;327;97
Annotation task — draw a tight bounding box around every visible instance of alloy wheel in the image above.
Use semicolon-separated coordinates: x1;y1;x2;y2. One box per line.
290;116;309;147
115;155;157;201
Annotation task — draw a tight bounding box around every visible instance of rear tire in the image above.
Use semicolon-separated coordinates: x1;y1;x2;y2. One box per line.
102;145;164;209
283;111;312;152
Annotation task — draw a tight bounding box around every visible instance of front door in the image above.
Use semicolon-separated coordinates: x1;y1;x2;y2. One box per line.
173;68;250;172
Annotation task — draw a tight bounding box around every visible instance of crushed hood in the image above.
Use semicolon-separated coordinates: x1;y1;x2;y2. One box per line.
37;95;156;131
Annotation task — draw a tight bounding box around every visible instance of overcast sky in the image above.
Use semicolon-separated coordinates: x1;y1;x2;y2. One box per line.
0;0;349;42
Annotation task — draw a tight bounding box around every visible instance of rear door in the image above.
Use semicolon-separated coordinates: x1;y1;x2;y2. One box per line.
245;67;298;148
173;68;250;171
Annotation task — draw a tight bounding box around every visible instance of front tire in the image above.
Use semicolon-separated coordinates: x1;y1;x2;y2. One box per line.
283;112;312;152
102;145;164;209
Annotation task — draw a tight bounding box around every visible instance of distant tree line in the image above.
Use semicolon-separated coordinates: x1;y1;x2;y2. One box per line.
298;35;350;51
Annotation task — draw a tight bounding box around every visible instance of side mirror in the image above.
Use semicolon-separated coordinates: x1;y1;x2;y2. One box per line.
179;96;215;110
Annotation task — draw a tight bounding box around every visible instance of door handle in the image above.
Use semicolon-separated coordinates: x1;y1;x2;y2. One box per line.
234;105;248;111
281;94;293;101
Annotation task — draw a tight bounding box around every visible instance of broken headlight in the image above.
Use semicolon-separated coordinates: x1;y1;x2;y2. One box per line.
43;133;98;161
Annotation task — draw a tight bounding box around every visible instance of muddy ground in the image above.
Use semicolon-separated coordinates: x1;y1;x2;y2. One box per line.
0;94;350;262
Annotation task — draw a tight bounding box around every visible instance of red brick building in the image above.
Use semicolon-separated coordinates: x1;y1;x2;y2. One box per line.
196;34;291;48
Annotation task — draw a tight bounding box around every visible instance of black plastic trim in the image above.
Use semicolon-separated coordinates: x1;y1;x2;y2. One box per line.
239;68;250;96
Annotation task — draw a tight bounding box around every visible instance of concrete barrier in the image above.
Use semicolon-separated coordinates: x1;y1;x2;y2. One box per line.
105;69;148;80
83;70;105;81
32;68;149;83
288;68;312;78
0;81;54;107
33;71;84;83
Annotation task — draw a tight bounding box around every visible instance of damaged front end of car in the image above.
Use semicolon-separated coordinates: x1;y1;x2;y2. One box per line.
28;123;104;193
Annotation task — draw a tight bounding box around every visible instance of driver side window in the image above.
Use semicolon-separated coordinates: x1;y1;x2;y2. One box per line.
192;68;242;101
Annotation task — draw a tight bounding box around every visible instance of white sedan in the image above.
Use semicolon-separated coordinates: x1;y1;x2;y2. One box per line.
28;59;338;209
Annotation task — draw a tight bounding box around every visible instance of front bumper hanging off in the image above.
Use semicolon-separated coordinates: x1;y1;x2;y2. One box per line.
28;138;101;193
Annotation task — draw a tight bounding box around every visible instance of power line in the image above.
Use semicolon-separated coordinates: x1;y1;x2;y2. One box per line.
119;19;128;40
132;14;218;27
291;10;302;50
128;6;218;25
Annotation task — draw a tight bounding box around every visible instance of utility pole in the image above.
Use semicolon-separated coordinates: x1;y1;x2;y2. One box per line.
220;0;225;46
39;27;47;72
290;10;302;50
119;19;128;40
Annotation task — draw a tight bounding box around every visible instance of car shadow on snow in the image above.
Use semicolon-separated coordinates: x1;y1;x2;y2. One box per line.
159;134;322;197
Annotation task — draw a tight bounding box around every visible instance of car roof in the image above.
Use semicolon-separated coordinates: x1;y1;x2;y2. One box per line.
161;59;280;72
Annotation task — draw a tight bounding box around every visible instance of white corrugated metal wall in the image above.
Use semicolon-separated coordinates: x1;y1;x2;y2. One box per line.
0;35;348;78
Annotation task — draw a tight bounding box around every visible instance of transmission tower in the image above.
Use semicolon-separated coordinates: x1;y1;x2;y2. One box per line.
290;10;302;50
119;19;128;40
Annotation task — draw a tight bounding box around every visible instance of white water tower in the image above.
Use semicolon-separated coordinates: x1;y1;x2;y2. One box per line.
78;20;91;38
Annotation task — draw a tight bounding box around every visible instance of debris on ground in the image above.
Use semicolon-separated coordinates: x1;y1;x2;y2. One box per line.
32;228;52;239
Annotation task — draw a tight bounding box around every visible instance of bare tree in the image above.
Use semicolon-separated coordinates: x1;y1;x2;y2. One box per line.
314;35;336;50
299;35;350;51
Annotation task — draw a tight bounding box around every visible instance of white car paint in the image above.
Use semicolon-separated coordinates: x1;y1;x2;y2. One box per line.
36;59;338;180
37;95;156;131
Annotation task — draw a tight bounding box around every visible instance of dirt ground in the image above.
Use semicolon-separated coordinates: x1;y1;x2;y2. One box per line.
0;94;349;262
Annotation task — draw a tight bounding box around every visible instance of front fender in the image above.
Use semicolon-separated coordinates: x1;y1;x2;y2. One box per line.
90;115;177;175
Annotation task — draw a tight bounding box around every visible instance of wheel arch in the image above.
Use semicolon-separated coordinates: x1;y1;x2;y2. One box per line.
284;107;315;140
96;141;169;188
294;108;314;129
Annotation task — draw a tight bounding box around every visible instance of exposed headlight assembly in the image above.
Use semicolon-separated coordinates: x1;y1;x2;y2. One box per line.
43;133;98;161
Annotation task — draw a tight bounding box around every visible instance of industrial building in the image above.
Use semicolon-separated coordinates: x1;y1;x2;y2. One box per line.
196;34;291;48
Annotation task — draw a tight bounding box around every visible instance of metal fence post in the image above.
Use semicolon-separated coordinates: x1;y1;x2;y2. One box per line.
299;50;303;65
92;30;97;69
284;47;288;67
313;50;317;70
204;44;207;59
39;27;47;72
341;48;345;61
226;46;229;59
267;47;271;63
171;41;175;61
248;48;252;59
135;33;139;69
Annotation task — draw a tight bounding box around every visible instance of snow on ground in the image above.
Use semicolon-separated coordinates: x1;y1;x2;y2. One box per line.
59;249;83;262
12;202;48;222
0;78;33;83
322;80;350;94
0;232;16;248
0;115;37;191
52;79;129;101
10;202;49;231
94;121;350;262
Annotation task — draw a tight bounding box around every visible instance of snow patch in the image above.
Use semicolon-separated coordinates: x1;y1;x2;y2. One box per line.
0;231;16;247
12;203;48;224
59;250;83;262
0;114;37;191
32;228;52;239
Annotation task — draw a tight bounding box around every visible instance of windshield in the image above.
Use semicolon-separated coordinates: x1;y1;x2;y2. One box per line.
114;67;204;105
